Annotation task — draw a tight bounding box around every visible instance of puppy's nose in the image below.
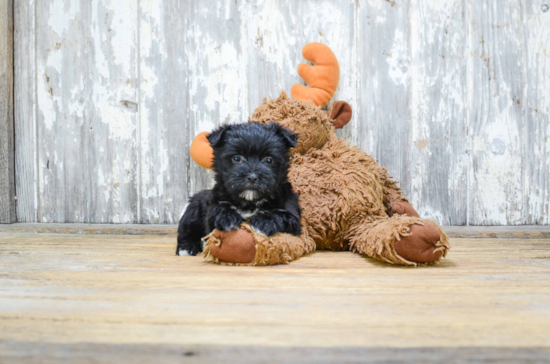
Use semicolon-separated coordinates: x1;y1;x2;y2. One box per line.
247;174;258;184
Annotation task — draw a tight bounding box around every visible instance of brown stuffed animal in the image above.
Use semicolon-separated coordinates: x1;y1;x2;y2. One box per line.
196;43;450;266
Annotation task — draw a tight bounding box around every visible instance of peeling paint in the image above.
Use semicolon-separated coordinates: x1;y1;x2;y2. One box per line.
415;140;427;149
17;0;550;225
387;30;410;86
103;104;135;140
48;0;79;37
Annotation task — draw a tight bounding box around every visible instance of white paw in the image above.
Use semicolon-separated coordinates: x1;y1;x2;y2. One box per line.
178;249;191;256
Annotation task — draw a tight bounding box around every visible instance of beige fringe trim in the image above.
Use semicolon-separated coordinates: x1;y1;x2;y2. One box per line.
349;215;450;266
202;223;316;266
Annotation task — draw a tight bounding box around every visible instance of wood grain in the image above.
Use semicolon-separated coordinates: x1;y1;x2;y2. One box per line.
11;0;550;225
523;0;550;225
2;223;550;239
409;0;468;225
13;0;36;222
33;0;139;223
2;344;550;364
468;0;526;225
0;0;14;223
184;0;246;201
0;232;549;351
357;0;413;200
139;0;189;223
245;0;357;143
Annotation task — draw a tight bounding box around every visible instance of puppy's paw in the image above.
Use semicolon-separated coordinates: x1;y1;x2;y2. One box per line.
175;244;201;256
176;248;195;256
213;211;243;232
250;215;279;236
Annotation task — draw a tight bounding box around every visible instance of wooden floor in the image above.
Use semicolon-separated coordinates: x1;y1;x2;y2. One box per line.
1;232;550;363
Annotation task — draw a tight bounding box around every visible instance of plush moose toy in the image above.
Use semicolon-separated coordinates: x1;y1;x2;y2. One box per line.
190;43;450;266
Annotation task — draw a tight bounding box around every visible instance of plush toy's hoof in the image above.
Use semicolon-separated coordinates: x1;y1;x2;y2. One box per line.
209;228;256;264
390;201;420;218
394;223;444;263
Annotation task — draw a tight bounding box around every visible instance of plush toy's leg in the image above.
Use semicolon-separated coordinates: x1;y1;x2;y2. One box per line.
349;215;450;266
388;201;420;218
202;223;316;266
379;167;425;219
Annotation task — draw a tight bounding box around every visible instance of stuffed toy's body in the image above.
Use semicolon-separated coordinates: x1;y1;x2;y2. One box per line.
194;43;450;266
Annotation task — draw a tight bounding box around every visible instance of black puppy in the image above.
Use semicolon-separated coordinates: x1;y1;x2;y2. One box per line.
176;122;302;256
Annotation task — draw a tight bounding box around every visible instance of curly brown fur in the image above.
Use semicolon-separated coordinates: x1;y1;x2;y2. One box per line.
203;222;316;266
206;91;450;266
348;215;450;266
247;92;450;264
251;91;334;155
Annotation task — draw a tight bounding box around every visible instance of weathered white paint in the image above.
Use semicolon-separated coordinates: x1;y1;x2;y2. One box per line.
0;0;15;223
358;0;413;204
245;0;357;142
523;0;550;225
47;0;79;37
32;0;139;223
185;0;246;203
14;0;37;222
409;0;468;225
13;0;550;225
468;0;526;225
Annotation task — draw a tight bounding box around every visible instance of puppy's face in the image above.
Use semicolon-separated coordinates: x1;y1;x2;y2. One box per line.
207;122;298;201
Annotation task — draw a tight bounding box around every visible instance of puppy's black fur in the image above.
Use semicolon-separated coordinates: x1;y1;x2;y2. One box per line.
176;122;301;256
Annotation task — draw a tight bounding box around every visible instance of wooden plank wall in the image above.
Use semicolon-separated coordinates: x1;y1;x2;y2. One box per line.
12;0;550;225
0;0;14;223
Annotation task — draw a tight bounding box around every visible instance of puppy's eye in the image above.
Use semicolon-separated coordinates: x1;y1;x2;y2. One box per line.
263;157;274;165
232;155;244;164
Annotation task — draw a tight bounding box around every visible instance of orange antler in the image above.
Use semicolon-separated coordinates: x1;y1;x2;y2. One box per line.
291;43;340;108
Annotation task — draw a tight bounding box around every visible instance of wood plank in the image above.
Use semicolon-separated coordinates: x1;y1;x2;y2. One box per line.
35;0;139;223
409;0;468;225
245;0;357;143
357;0;413;199
0;0;14;223
523;0;550;225
138;1;189;224
2;223;550;239
184;0;246;197
10;0;550;226
1;343;550;364
13;0;36;222
0;233;549;350
467;0;526;225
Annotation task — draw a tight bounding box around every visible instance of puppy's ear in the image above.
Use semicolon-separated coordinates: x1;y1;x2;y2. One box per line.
268;122;298;148
207;124;232;147
280;127;299;148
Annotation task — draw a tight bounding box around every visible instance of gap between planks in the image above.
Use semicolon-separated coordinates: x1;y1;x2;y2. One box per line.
1;223;550;239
